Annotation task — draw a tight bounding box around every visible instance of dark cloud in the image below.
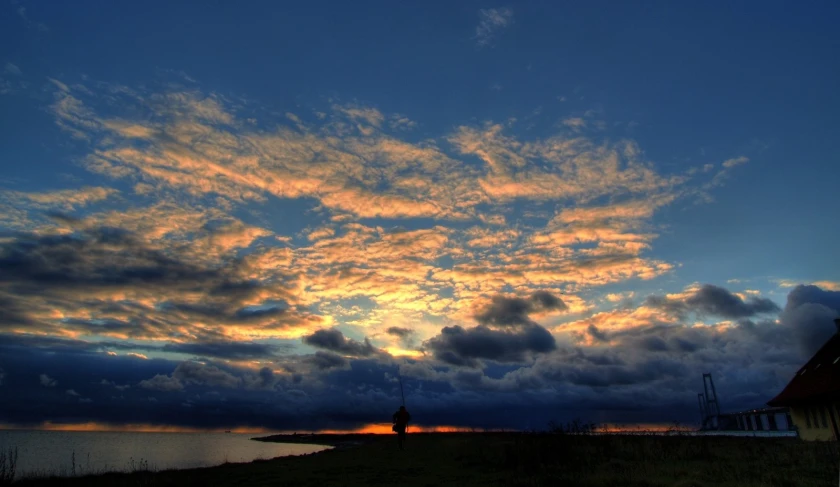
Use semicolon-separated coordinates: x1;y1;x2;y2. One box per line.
534;354;690;388
0;332;286;363
233;306;288;320
425;324;556;367
586;324;609;342
636;335;669;352
0;311;806;432
530;291;564;309
779;284;840;357
646;284;780;319
305;351;348;370
386;327;414;338
386;326;420;349
0;228;218;291
0;225;320;347
0;284;832;432
474;291;567;328
0;295;32;326
171;361;242;388
302;328;377;357
162;341;287;360
139;374;183;391
255;367;275;389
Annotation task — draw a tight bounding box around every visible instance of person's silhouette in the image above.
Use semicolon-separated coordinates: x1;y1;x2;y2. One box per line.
392;405;411;450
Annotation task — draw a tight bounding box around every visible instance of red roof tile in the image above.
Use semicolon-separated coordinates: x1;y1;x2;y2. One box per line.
767;332;840;407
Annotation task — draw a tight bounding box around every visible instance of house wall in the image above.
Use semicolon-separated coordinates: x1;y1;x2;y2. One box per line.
789;402;840;441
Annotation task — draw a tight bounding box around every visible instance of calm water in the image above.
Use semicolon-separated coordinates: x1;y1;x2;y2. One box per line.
0;430;329;478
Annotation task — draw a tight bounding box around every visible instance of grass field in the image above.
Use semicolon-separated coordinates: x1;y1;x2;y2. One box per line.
9;431;840;487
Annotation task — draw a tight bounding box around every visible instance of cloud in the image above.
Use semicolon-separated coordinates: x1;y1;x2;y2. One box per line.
0;283;818;431
139;374;184;392
307;227;335;241
4;63;22;76
15;5;49;32
645;284;780;319
0;219;323;347
699;155;751;196
474;291;566;328
302;328;377;357
776;279;840;292
386;327;414;338
474;8;513;47
0;227;219;292
40;374;57;387
1;186;118;212
0;75;779;431
722;156;749;168
305;351;348;371
163;341;287;360
425;323;556;367
171;361;242;388
424;291;567;367
333;104;384;128
140;361;245;391
562;117;587;130
100;120;157;139
778;284;840;357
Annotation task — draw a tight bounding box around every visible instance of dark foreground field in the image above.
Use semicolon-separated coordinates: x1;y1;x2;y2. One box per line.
13;432;840;487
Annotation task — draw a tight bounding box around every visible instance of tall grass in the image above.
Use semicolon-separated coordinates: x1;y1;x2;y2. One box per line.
460;420;839;487
10;449;157;484
0;447;18;485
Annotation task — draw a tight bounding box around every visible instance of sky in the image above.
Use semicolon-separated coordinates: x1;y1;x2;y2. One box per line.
1;0;839;432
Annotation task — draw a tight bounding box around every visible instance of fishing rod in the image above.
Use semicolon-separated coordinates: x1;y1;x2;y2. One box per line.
396;366;408;435
397;368;406;407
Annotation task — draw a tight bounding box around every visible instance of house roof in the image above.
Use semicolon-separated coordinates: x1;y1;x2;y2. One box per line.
767;331;840;407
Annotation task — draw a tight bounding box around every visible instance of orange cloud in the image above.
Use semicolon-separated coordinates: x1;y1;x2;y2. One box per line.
11;80;754;365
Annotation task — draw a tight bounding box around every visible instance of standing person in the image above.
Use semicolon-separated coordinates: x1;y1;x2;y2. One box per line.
392;405;411;450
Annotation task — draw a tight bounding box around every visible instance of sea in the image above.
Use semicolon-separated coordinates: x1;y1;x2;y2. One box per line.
0;430;329;479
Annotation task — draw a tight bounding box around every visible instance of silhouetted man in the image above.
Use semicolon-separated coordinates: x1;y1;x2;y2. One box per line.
392;405;411;450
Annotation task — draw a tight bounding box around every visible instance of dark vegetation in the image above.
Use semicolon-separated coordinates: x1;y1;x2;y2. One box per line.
10;425;840;487
0;448;18;486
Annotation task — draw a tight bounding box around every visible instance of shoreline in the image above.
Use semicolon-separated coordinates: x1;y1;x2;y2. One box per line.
252;432;390;450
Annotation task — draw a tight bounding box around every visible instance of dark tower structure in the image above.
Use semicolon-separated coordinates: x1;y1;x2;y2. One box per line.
701;373;721;429
697;393;707;426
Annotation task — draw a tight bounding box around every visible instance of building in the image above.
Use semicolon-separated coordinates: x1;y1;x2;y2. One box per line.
766;318;840;441
694;373;796;433
719;407;795;433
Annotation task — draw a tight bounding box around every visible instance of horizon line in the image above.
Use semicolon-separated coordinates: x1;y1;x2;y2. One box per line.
0;421;696;434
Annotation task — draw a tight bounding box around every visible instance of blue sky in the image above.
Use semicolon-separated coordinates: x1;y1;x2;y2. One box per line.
1;1;839;432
